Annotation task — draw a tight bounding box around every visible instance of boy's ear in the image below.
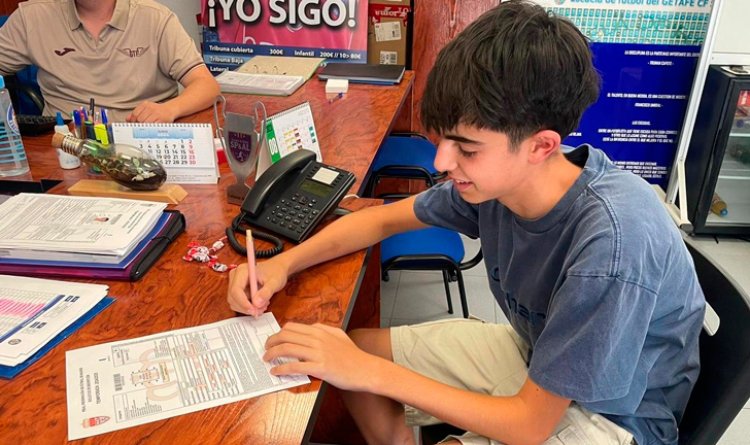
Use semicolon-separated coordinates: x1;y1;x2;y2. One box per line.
527;130;561;164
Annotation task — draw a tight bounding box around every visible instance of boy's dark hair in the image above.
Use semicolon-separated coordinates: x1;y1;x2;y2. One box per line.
420;0;600;148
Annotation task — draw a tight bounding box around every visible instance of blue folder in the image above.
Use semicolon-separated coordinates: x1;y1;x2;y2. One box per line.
0;297;115;379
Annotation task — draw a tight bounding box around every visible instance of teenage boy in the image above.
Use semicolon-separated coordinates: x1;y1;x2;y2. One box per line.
227;2;705;444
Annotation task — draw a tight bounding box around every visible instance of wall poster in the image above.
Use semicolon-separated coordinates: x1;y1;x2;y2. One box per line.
534;0;712;186
200;0;369;73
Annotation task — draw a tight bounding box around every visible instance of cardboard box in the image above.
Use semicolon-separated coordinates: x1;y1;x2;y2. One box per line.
367;0;411;66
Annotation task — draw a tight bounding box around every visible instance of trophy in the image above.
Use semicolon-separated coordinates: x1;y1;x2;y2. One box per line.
223;101;268;205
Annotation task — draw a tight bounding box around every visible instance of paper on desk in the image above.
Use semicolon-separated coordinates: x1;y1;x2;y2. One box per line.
66;313;310;440
0;194;166;260
0;275;108;366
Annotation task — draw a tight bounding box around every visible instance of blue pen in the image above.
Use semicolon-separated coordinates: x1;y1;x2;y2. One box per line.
100;107;114;143
81;106;88;122
72;110;83;138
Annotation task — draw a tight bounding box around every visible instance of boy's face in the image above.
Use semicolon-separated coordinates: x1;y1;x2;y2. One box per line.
435;124;531;205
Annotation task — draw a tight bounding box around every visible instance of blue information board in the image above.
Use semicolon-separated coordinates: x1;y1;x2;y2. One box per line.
536;0;713;186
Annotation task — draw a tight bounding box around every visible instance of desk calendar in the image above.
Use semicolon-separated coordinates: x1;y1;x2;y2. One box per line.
111;123;219;184
257;102;322;179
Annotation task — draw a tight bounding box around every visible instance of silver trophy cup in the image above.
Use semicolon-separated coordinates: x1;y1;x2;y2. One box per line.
224;101;267;205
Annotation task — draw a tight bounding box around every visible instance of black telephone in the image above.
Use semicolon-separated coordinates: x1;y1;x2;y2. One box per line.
226;149;356;257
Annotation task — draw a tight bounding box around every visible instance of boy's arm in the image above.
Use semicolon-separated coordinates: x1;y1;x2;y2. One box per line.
126;65;220;123
265;322;570;445
228;196;428;315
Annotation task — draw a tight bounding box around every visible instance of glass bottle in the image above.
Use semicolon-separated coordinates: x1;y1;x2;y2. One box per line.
53;111;81;169
0;74;30;176
51;133;167;191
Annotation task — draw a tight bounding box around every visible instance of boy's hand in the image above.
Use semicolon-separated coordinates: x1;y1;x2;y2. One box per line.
126;101;178;123
264;322;380;392
227;259;288;316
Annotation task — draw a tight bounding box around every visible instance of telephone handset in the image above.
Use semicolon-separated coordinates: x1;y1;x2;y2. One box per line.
226;149;356;257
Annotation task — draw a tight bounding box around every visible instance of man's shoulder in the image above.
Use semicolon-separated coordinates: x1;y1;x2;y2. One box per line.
16;0;62;14
129;0;176;19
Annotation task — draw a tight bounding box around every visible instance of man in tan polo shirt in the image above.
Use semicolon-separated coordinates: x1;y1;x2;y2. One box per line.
0;0;220;123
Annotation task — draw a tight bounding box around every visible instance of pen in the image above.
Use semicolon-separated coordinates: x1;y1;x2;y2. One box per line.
84;120;96;140
245;229;258;308
101;108;114;143
89;98;95;122
72;109;82;138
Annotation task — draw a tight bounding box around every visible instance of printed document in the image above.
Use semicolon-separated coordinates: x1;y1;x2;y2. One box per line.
0;194;166;263
0;275;108;366
66;313;310;440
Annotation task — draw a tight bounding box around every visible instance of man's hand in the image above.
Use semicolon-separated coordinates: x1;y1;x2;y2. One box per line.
126;101;178;123
264;322;382;392
227;258;289;316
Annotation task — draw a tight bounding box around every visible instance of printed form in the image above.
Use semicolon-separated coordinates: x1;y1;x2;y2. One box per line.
0;275;108;367
66;313;309;440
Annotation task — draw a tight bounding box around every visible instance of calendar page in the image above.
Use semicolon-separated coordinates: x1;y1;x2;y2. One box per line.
111;123;219;184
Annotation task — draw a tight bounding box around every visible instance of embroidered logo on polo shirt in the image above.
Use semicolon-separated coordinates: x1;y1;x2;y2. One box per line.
54;47;76;56
118;46;150;58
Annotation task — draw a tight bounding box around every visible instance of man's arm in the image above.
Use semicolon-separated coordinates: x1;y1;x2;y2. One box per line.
228;196;428;315
0;9;32;76
265;322;571;445
126;65;219;123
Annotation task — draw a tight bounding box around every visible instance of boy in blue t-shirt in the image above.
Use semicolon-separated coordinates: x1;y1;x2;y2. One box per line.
227;1;705;444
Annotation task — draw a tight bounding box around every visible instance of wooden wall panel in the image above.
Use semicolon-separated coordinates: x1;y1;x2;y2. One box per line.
0;0;22;16
411;0;497;135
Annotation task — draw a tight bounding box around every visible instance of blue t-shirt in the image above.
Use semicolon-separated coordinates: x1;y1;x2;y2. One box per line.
413;146;705;445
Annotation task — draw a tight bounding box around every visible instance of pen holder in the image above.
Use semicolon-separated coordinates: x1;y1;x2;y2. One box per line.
51;133;167;191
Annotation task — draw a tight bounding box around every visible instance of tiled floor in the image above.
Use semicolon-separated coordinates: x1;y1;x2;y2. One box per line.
379;236;750;445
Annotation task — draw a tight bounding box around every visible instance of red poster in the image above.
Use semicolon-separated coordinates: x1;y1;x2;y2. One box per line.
201;0;369;72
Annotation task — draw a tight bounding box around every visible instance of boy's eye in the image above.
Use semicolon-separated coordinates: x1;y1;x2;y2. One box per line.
458;146;477;158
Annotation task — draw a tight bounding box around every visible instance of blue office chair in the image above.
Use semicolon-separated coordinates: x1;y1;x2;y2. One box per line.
419;243;750;445
0;15;44;115
381;227;482;319
368;134;480;319
363;133;446;198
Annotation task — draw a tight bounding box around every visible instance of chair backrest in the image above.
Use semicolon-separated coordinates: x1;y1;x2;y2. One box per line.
679;243;750;445
0;15;44;115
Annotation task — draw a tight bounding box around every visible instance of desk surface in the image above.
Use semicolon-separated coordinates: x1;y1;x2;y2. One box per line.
0;73;412;444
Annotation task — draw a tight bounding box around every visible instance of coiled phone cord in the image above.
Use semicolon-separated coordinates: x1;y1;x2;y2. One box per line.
226;213;284;258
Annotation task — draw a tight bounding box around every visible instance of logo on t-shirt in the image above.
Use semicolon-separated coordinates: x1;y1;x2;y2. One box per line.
118;46;150;58
54;47;76;56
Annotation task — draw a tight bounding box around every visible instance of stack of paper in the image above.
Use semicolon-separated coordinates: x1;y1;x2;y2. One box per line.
237;55;324;80
215;71;306;96
0;275;109;368
0;194;167;264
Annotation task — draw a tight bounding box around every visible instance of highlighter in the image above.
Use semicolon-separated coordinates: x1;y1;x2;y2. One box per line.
94;124;110;145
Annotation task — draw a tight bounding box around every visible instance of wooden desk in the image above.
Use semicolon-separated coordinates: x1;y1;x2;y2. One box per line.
0;73;412;444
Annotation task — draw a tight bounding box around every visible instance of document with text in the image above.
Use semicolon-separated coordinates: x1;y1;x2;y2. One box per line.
66;313;309;440
0;194;166;263
0;275;108;367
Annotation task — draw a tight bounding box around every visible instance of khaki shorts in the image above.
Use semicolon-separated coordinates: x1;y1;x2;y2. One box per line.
390;318;635;445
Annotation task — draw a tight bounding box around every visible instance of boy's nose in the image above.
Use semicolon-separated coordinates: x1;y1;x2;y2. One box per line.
434;140;457;173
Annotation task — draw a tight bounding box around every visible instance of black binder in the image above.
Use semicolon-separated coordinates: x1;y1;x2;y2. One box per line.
317;63;405;85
